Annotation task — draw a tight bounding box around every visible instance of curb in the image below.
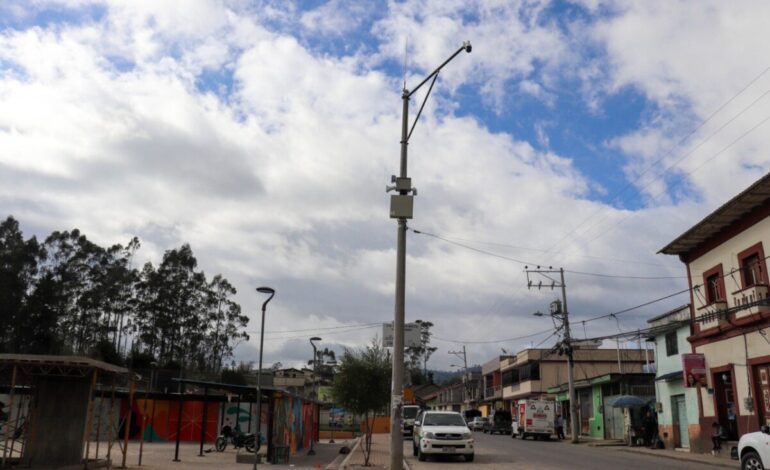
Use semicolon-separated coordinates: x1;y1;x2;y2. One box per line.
338;437;362;470
617;448;736;468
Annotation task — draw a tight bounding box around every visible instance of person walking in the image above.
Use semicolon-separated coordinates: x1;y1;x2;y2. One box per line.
555;414;565;440
642;411;657;447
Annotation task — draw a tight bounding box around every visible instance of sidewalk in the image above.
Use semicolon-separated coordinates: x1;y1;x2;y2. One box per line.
343;433;398;470
613;446;736;468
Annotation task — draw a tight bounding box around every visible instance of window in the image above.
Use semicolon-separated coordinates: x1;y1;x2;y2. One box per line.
743;254;762;286
519;362;540;381
706;273;721;303
502;368;519;387
665;332;678;356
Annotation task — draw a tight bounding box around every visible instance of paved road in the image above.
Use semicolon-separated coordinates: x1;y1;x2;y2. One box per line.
404;432;735;470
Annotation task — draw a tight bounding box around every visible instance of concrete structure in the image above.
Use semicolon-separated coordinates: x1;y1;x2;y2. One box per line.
480;356;510;416
500;348;652;420
272;368;315;396
660;171;770;453
548;373;655;440
647;304;700;450
460;371;482;412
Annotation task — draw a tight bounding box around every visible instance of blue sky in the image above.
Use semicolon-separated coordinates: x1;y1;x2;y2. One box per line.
1;0;769;367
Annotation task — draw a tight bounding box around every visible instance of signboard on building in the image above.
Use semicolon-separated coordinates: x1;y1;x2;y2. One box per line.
682;353;707;387
382;322;421;348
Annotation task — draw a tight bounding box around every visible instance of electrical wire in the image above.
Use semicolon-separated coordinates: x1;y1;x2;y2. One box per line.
245;322;381;335
433;327;555;344
411;228;687;280
259;324;380;342
547;65;770;254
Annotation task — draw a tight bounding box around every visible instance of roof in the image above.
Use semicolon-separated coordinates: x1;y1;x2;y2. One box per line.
0;354;130;376
646;304;691;324
172;378;321;404
659;172;770;255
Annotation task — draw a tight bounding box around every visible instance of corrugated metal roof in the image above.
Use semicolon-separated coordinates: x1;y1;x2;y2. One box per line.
0;354;130;375
659;172;770;255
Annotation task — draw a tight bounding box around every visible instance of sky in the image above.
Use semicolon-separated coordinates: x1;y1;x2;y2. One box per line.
2;0;770;371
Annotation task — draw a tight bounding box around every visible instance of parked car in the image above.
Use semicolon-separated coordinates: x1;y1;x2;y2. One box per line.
402;405;421;436
412;411;475;462
469;417;488;431
483;410;512;435
738;425;770;470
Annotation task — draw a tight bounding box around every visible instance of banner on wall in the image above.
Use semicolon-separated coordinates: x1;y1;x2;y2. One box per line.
682;353;707;388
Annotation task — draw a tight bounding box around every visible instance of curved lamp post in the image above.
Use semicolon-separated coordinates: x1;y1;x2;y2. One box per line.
253;287;275;470
308;336;322;455
388;41;471;470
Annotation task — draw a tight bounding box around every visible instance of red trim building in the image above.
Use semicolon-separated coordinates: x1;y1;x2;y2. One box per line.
660;172;770;453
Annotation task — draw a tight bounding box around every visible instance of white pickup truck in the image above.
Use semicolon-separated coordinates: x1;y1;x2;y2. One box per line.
737;426;770;470
511;399;555;440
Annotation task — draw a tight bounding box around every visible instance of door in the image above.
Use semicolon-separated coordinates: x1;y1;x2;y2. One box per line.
755;364;770;427
672;395;689;448
603;396;624;440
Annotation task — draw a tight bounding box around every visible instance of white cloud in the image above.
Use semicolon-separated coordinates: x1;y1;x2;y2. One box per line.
2;0;759;370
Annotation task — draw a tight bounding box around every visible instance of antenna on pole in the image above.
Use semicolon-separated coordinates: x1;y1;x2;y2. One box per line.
403;37;409;91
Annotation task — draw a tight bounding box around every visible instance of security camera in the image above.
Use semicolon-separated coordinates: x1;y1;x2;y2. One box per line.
463;41;472;53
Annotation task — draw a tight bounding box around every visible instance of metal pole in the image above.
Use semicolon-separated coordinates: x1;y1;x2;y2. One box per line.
253;291;272;470
173;385;184;462
2;365;17;467
138;381;149;466
120;379;135;469
560;268;579;444
389;88;409;470
199;387;209;457
82;369;98;465
308;341;317;455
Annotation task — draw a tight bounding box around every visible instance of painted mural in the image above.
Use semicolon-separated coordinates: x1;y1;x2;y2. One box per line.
271;395;317;454
219;400;268;437
111;398;219;443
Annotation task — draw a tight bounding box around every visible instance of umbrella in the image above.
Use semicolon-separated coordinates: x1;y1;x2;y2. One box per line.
607;395;649;408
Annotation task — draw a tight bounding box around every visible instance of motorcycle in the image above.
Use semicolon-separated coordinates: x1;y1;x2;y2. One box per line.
215;425;256;453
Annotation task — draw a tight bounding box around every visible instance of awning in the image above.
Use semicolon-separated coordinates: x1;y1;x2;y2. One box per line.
655;371;683;383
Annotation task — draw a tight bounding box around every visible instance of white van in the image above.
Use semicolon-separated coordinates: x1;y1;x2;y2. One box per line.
511;399;555;440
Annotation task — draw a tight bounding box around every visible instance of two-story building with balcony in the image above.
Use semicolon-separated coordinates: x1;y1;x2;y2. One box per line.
480;356;510;416
660;172;770;451
500;348;651;424
435;382;464;412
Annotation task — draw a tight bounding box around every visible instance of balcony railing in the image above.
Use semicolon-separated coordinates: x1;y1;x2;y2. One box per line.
696;300;727;330
484;385;501;400
732;284;770;319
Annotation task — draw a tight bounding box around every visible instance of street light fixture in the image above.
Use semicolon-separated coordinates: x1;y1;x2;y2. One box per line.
253;286;275;470
308;336;322;456
388;41;471;470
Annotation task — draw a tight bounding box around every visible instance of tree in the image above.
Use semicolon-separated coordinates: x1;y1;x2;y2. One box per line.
0;216;41;353
405;320;437;384
332;340;391;466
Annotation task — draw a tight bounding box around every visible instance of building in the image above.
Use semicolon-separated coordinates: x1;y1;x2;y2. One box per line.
480;356;510;416
647;304;700;450
435;382;464;412
547;372;655;441
660;172;770;452
272;367;316;396
459;370;483;412
500;348;652;419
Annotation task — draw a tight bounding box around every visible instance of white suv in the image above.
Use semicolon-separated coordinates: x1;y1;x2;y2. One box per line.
412;411;474;462
738;426;770;470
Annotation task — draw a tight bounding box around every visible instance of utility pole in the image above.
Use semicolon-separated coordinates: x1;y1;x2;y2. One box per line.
449;346;470;409
526;266;578;443
387;41;471;470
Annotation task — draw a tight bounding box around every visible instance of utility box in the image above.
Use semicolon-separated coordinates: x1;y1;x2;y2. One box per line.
390;195;414;219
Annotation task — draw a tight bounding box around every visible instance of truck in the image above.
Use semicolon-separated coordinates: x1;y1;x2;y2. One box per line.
511;399;555;440
401;405;421;436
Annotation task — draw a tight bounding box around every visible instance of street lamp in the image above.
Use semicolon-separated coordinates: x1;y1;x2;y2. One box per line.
388;41;471;470
254;286;275;470
326;358;338;444
308;336;322;456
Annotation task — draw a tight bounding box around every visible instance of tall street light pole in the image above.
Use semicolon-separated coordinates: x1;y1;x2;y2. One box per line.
254;287;275;470
308;336;321;456
388;41;471;470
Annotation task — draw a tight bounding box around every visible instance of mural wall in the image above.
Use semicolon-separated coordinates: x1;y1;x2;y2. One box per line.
271;395;317;454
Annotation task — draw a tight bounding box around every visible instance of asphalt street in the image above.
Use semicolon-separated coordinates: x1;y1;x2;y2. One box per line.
404;432;736;470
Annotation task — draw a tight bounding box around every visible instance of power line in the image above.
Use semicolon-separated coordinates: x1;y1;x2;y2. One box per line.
259;324;380;342
547;65;770;254
433;327;554;344
579;113;770;247
246;322;381;335
411;228;687;280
